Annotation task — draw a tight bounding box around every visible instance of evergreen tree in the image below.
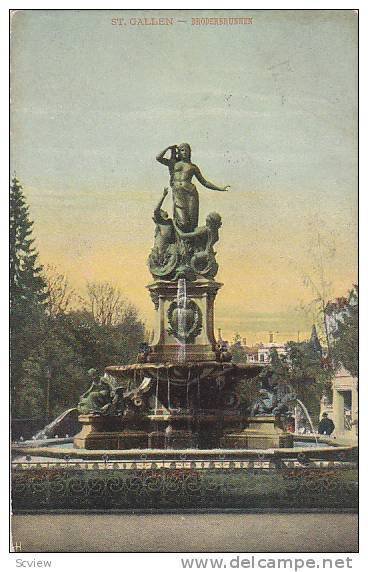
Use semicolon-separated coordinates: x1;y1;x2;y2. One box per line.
10;177;47;307
10;177;48;416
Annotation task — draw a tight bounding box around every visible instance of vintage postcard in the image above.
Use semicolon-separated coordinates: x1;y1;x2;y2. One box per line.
9;7;358;559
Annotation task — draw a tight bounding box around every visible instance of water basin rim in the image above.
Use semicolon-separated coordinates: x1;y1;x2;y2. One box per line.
12;443;356;461
105;362;263;372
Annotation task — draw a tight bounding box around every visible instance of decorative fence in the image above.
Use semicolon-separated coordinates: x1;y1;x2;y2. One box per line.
12;456;358;512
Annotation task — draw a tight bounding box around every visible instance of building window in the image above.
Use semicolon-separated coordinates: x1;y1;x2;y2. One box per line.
341;390;352;431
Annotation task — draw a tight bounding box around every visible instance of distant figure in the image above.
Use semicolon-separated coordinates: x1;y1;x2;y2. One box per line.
318;412;335;436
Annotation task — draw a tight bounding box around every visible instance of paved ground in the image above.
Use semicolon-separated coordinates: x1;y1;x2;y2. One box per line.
12;513;358;553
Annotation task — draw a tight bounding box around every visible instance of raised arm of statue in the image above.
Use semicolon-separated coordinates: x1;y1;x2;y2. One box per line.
156;145;177;167
153;187;169;221
194;165;230;192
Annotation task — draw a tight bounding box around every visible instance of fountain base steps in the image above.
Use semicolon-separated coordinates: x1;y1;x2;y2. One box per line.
74;414;293;451
74;414;201;450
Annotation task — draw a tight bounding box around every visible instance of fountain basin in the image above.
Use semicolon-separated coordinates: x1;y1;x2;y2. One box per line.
105;361;262;383
12;436;357;463
73;360;264;450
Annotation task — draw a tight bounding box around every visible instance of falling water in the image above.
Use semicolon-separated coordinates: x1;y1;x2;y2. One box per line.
33;407;78;440
186;368;191;412
186;368;191;432
167;366;171;410
165;424;172;450
177;278;187;363
154;370;159;415
295;398;319;445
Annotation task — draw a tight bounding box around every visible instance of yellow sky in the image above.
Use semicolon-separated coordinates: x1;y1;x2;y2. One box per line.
29;180;356;345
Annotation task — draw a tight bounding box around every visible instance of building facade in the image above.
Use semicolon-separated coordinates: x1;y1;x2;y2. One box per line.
320;367;358;445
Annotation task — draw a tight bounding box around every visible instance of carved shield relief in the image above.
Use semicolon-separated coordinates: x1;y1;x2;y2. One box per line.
167;300;203;344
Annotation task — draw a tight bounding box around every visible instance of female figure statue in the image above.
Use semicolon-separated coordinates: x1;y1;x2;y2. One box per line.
156;143;230;232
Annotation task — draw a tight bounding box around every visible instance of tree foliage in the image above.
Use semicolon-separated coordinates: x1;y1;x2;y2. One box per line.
294;220;337;352
331;285;358;377
11;179;146;421
43;264;75;317
255;340;332;422
10;177;48;415
85;281;128;326
285;342;331;419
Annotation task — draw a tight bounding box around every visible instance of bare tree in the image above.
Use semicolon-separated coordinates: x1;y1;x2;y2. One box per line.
43;264;75;317
86;281;128;326
303;224;337;354
289;217;337;354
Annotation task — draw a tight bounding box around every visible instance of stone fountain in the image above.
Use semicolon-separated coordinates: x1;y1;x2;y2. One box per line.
74;143;293;451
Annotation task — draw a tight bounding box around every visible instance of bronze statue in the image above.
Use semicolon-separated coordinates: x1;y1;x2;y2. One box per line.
251;384;297;417
156;143;229;233
77;369;113;415
174;212;222;278
148;143;229;281
123;377;152;409
148;187;178;279
251;389;277;416
152;187;175;255
77;368;153;416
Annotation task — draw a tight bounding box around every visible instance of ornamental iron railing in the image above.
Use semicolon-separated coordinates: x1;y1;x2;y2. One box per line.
12;455;358;512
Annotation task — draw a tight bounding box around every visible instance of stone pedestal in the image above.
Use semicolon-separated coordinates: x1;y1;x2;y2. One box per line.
74;414;149;450
221;416;294;449
147;279;222;363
